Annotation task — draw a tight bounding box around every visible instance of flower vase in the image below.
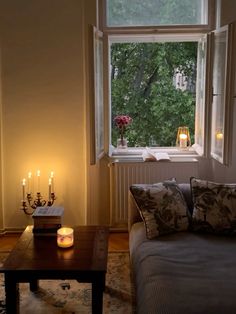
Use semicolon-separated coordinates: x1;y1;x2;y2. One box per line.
117;137;128;149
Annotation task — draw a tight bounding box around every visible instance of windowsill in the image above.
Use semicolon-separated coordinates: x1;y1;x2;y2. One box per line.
109;146;199;162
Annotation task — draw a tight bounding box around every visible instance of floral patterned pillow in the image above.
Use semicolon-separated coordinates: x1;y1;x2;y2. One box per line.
130;182;189;239
190;177;236;235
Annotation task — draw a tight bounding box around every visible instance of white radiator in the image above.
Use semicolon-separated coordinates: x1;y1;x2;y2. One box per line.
109;160;199;230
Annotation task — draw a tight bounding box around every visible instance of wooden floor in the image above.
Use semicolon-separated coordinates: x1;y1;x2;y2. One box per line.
0;231;129;252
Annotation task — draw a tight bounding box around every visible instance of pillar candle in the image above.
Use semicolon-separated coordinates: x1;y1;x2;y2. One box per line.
48;178;52;200
22;178;26;201
36;170;40;192
28;172;32;194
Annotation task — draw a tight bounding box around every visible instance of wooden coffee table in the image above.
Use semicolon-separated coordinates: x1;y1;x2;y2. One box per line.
1;225;109;314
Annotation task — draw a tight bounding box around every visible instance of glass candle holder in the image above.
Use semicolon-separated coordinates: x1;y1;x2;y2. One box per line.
57;227;74;248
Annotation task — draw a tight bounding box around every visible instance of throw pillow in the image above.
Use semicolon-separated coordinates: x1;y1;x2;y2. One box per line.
130;181;189;239
190;177;236;235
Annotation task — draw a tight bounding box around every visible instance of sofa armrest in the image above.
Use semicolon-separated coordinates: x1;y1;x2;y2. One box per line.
128;191;142;232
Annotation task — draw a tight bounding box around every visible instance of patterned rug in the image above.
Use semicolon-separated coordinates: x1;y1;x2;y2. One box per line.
0;251;134;314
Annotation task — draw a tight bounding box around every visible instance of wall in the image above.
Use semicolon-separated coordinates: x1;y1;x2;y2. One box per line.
211;0;236;182
0;0;87;230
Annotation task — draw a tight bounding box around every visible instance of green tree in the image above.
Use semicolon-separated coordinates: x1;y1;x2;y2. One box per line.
111;42;197;147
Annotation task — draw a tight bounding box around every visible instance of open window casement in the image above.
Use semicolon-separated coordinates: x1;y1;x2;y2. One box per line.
194;34;211;156
90;25;105;165
194;22;235;164
210;23;235;165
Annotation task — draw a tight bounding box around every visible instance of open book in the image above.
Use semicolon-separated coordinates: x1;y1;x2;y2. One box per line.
142;148;170;162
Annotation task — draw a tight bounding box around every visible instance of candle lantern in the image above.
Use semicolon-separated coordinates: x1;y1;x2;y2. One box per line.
176;126;191;149
57;227;74;248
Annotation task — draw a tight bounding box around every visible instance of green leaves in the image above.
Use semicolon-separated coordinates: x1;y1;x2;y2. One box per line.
111;41;197;147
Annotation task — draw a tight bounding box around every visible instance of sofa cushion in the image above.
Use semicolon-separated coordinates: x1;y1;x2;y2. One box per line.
130;181;189;239
190;177;236;235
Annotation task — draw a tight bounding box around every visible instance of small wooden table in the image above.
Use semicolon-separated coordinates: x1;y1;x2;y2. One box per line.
1;225;109;314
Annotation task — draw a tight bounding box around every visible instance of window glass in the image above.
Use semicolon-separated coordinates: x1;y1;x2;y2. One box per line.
211;29;227;162
106;0;208;27
110;41;198;147
194;36;207;154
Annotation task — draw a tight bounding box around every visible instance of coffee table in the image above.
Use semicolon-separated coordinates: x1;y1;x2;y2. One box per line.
1;225;109;314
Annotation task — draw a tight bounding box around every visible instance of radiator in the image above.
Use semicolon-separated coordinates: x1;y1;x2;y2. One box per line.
109;160;199;230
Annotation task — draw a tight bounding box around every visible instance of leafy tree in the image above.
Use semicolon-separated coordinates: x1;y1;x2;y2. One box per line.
111;41;197;147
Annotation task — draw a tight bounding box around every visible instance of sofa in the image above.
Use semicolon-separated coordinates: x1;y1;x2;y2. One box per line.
129;179;236;314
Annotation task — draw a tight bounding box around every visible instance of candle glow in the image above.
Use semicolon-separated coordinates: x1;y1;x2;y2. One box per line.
179;133;187;148
57;227;74;248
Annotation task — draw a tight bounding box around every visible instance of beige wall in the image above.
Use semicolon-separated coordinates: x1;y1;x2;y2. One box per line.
0;0;235;231
0;0;87;230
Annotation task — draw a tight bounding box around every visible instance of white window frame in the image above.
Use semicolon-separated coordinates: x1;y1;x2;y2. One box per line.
100;0;216;158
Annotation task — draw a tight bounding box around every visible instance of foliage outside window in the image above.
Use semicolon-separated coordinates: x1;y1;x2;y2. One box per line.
111;41;198;147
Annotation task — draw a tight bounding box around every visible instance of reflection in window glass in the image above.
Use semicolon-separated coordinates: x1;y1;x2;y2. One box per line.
106;0;208;27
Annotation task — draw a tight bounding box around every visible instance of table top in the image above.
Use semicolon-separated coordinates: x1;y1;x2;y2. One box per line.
2;225;109;273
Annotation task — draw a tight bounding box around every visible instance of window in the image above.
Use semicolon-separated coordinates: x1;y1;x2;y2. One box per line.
100;0;229;157
105;0;208;27
103;1;213;152
110;38;198;148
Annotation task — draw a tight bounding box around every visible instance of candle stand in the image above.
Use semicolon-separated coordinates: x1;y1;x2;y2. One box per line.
21;192;56;215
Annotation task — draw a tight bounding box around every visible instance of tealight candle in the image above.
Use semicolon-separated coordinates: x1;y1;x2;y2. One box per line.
57;227;74;248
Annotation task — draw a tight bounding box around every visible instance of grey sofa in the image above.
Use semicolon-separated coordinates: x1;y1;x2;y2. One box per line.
129;183;236;314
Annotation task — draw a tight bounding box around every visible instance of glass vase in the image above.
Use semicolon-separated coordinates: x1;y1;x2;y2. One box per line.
117;137;128;149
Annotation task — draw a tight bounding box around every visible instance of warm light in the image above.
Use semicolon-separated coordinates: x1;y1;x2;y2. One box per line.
57;227;74;248
179;133;187;140
28;172;32;179
176;126;191;149
50;171;54;178
216;132;223;140
37;170;40;177
22;178;26;186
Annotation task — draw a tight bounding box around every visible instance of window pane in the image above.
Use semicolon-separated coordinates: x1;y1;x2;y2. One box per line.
211;30;227;162
106;0;208;27
111;42;197;147
194;36;207;154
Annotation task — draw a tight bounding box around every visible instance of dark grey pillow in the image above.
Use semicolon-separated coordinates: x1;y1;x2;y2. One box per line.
190;177;236;235
130;181;189;239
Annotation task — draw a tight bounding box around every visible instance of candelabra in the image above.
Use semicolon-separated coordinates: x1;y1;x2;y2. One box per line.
20;170;56;215
21;192;56;215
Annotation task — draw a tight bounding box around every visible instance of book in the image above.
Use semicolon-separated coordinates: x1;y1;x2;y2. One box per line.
142;148;170;162
32;206;64;218
32;227;59;236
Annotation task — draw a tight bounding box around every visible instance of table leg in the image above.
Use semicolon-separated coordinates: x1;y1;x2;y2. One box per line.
92;276;105;314
30;279;39;291
5;273;20;314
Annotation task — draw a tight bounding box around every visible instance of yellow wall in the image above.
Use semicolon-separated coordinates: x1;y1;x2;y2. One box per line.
0;0;88;230
0;0;235;231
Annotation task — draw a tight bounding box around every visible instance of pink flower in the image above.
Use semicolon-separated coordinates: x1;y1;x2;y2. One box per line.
114;115;132;140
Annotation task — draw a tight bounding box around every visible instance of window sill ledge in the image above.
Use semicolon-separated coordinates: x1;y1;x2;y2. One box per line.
109;146;199;163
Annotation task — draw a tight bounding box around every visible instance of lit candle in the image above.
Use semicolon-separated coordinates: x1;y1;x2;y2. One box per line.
22;178;26;201
179;133;187;148
36;170;40;192
48;178;52;200
28;172;32;194
57;227;74;248
50;171;54;193
216;132;223;140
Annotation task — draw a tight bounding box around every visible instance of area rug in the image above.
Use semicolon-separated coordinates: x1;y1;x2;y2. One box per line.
0;251;134;314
